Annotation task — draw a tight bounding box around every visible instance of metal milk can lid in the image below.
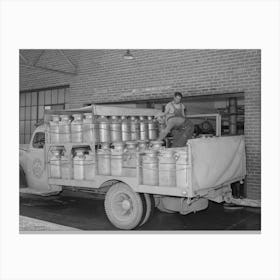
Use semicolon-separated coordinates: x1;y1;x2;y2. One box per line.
111;116;120;121
72;113;83;120
150;140;163;147
101;142;110;149
84;113;93;118
130;116;138;121
60;114;71;120
51;115;60;122
97;148;111;154
143;150;158;158
126;140;137;147
99;115;109;122
112;141;125;149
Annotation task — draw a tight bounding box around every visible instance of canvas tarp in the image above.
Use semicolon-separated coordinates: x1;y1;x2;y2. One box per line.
189;136;246;191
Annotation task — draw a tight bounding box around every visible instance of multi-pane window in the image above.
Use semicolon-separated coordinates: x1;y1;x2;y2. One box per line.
19;86;69;144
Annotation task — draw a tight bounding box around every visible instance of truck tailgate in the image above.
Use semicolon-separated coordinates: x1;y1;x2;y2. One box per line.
189;135;246;192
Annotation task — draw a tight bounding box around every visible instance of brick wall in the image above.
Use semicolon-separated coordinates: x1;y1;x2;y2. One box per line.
20;49;261;199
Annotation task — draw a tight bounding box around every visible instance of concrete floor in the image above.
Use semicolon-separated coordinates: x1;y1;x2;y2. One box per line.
20;190;261;231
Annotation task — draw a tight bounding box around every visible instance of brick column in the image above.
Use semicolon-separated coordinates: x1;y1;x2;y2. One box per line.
244;56;261;199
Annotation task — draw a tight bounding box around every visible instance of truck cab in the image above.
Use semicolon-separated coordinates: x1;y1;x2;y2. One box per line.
19;125;62;195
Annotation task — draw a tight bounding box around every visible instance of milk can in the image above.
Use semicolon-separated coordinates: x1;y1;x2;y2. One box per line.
121;116;131;142
111;142;124;176
110;116;122;142
49;148;62;178
112;141;125;151
83;113;99;144
139;116;148;140
142;150;159;186
61;150;71;180
97;148;111;175
98;116;111;143
59;115;71;143
101;142;110;150
71;114;83;143
150;140;164;150
147;116;158;140
125;140;138;152
130;116;140;141
123;141;138;170
84;150;96;180
158;150;176;187
49;115;60;143
175;149;188;188
137;140;149;152
73;148;86;180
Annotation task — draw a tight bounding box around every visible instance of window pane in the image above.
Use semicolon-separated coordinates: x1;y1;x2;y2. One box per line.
20;121;25;134
20;107;25;120
51;89;58;104
38;106;44;119
20;134;25;144
31;106;37;120
39;91;45;105
52;104;64;110
25;121;31;134
65;87;69;103
58;89;65;103
31;120;37;134
45;90;51;104
25;134;30;144
32;132;45;149
32;92;37;105
20;94;25;106
25;106;31;120
26;92;31;106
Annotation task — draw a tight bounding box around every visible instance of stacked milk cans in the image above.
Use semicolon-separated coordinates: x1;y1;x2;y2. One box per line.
96;115;159;177
140;141;189;188
73;148;96;180
48;113;160;180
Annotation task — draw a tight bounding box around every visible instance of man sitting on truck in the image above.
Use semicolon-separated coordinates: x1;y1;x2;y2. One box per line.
155;92;194;147
156;91;186;140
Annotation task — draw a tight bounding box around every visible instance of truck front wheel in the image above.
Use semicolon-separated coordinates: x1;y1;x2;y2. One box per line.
104;182;144;230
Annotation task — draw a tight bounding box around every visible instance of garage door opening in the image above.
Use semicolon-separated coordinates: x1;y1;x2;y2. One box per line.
85;92;244;136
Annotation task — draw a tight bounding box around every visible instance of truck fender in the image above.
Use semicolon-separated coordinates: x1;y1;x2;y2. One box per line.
19;165;27;188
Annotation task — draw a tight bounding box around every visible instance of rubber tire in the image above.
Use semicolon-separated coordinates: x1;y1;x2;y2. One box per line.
137;193;147;228
139;194;155;227
104;182;144;230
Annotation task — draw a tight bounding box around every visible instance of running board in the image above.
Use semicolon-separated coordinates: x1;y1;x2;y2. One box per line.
20;187;61;196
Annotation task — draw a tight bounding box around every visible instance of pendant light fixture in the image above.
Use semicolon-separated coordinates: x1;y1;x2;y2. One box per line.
123;49;134;60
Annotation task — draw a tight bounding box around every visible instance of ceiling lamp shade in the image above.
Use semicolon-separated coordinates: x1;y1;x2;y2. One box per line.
123;49;134;60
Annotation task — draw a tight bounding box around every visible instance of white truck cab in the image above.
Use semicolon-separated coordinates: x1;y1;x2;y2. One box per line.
20;125;62;195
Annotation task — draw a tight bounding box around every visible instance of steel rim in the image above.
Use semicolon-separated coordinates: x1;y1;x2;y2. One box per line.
112;192;135;221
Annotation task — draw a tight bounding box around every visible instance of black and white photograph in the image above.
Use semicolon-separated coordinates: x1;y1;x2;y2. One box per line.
1;1;280;280
19;49;261;231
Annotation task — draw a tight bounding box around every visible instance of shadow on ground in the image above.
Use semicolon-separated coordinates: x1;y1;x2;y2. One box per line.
20;190;261;231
